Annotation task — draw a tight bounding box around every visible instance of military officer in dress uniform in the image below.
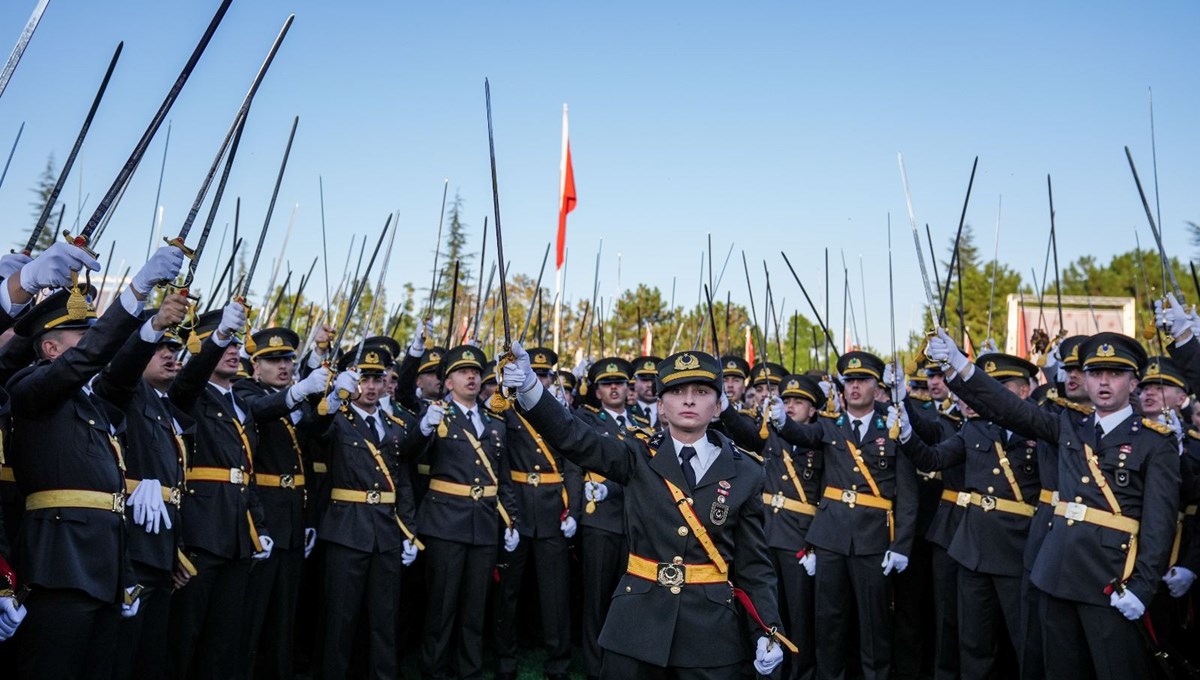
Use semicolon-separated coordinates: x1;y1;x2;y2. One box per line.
167;303;276;679
630;355;663;428
411;345;519;680
319;344;419;679
926;329;1180;679
92;297;194;680
720;355;751;409
5;245;183;679
772;350;918;680
894;353;1043;678
492;347;580;680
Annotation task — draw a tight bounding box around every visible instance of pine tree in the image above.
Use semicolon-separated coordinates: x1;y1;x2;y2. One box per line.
23;154;59;252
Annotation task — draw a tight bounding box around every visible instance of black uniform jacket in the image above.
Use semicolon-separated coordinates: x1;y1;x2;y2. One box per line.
519;389;780;669
503;407;581;538
410;400;518;546
902;418;1041;577
775;408;918;557
950;368;1179;606
572;404;631;536
317;403;415;553
94;333;194;572
6;298;143;602
170;336;268;560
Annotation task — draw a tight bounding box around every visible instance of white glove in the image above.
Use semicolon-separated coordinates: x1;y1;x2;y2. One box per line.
572;356;590;380
925;328;970;374
402;539;419;566
881;550;909;575
549;384;570;408
818;379;833;400
218;300;247;337
978;338;999;356
1159;410;1185;442
1164;566;1197;598
18;241;101;293
290;366;330;402
882;362;896;387
892;364;908;402
0;252;31;279
501;341;537;393
720;391;730;413
503;527;520;553
584;480;609;503
409;320;433;357
303;528;317;559
253;534;274;560
1043;343;1061;374
1109;588;1145;620
799;551;816;576
131;245;185;296
128;478;172;534
886;405;912;443
768;396;786;428
1157;293;1194;338
560;515;577;538
420;402;446;436
754;635;785;676
121;586;142;618
0;596;26;640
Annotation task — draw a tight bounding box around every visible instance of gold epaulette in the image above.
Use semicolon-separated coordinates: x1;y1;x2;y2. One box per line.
909;393;932;403
1187;429;1200;442
1049;394;1094;416
1141;417;1173;436
738;408;758;419
632;428;653;443
582;404;601;414
942;412;962;423
818;409;840;419
739;447;764;464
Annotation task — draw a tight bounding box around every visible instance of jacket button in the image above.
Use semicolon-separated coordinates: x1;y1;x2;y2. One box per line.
992;468;1000;475
987;486;995;494
534;465;541;471
626;586;632;593
781;475;788;481
678;526;689;537
89;420;95;425
1081;476;1090;484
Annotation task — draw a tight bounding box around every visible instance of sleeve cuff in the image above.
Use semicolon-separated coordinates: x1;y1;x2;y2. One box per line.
516;381;544;410
119;287;145;316
0;280;27;317
138;319;165;343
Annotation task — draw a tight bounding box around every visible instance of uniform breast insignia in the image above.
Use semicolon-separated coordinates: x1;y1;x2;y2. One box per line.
1140;417;1172;436
1115;470;1130;487
710;500;729;525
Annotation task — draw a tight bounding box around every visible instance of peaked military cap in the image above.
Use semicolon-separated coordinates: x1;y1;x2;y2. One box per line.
418;346;447;374
780;373;826;409
924;359;944;377
250;327;299;360
557;369;577;392
439;345;486;378
633;355;663;378
1080;332;1147;373
838;350;884;381
750;361;787;386
720;355;750;379
481;359;497;386
338;344;393;376
655;351;720;392
364;335;402;363
1058;335;1089;370
14;284;98;338
975;352;1038;383
589;357;632;385
190;309;241;347
528;347;558;374
1141;356;1189;392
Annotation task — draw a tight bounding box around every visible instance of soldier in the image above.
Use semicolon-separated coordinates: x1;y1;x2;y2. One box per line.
320;345;419;679
573;357;638;680
491;347;579;680
555;368;577;408
91;296;193;680
235;327;331;679
167;303;276;679
772;350;918;680
893;353;1043;678
926;329;1180;679
410;345;519;680
5;245;183;679
630;355;663;428
720;354;750;409
502;344;788;678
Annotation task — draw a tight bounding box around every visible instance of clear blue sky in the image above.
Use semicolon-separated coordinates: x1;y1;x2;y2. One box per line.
0;1;1196;346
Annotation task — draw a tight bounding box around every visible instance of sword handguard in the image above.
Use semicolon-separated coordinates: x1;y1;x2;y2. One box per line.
316;359;335;415
235;297;256;353
489;351;515;413
163;235;196;259
62;229;98;259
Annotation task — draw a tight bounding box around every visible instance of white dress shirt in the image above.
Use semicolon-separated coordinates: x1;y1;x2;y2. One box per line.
452;398;485;436
674;435;721;485
1095;404;1135;437
350;402;384;440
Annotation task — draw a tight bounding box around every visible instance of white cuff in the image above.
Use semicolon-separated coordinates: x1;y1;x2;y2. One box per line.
516;380;544;410
306;349;325;369
0;281;27;317
138;319;165;343
286;385;302;408
119;287;145;316
210;331;233;348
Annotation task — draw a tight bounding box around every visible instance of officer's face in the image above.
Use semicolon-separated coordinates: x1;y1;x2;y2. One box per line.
480;382;497;402
143;345;181;389
355;375;383;407
723;375;745;403
842;377;877;412
256;355;295;389
875;384;891;404
1064;368;1087;401
635;376;656;402
598;380;628;409
213;343;241;380
784;397;815;423
1085;369;1137;414
659;382;721;436
384;369;398;397
908;383;930;399
416;371;443;399
956;396;977;418
1002;378;1032;400
538;372;554;388
928;373;949;400
38;328;85;361
1140;384;1185;414
445;367;480;403
754;383;779;401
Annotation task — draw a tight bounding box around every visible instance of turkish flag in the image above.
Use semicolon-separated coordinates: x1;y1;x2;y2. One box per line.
556;105;576;271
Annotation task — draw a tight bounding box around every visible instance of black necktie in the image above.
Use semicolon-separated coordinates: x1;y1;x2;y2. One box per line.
364;415;381;445
1095;421;1105;443
852;419;863;443
227;392;241;421
616;414;627;429
679;446;698;491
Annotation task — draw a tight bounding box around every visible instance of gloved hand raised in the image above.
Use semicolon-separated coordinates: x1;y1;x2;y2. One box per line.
290;366;331;402
419;402;446;436
768;396;786;428
500;341;537;393
409;320;433;357
218;300;246;338
131;245;185;296
0;252;31;279
19;241;101;293
925;328;970;374
1157;293;1195;340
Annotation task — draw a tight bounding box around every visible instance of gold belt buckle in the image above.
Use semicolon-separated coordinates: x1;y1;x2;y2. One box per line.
956;491;971;507
366;490;382;505
771;492;786;509
1065;502;1087;522
280;474;295;490
470;485;484;501
527;472;541;487
841;489;858;505
229;469;245;485
168;487;182;507
980;495;997;512
656;562;686;590
112;492;126;514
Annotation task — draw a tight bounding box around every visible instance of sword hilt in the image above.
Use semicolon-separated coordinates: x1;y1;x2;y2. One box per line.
62;229;97;259
489;349;515;412
163;235;196;259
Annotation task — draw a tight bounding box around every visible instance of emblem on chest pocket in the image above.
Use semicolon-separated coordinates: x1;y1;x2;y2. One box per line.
802;468;814;481
878;457;888;470
709;501;728;525
1115;470;1130;487
1023;463;1036;475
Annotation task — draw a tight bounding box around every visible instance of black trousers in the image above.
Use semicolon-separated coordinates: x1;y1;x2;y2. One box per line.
813;548;891;680
891;538;932;680
1040;593;1147;680
168;549;252;679
115;562;174;680
928;544;960;680
582;526;626;679
493;531;572;675
771;547;815;680
600;648;750;680
957;568;1022;679
421;535;494;680
322;541;403;680
240;543;303;680
15;586;120;680
1019;569;1044;680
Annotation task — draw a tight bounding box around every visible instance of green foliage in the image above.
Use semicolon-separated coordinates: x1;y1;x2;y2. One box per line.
22;154;60;252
